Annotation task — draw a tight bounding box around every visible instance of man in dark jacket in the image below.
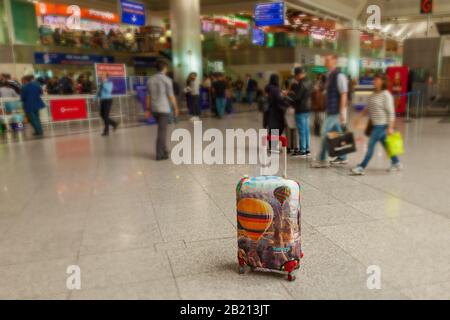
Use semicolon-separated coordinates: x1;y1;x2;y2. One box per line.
289;67;313;157
245;74;258;106
21;75;45;136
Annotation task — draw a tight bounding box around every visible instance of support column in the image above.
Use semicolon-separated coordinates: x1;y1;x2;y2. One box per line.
170;0;202;88
338;29;360;80
3;0;18;79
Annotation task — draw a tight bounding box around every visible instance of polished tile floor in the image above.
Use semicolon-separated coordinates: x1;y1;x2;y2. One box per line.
0;110;449;300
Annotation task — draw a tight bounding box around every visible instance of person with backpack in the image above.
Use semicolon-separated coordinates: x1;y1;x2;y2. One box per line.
351;73;402;175
289;67;313;158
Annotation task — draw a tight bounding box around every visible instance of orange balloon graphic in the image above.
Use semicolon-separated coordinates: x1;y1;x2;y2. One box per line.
237;198;274;241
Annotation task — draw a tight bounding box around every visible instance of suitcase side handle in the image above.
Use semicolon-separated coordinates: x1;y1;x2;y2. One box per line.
262;135;288;179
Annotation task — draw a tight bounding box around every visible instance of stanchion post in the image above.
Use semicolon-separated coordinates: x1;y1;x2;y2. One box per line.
420;91;425;117
405;92;411;123
87;97;91;130
119;96;124;125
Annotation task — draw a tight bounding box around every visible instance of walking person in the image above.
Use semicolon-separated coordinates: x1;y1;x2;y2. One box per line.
312;54;349;168
20;75;45;137
202;74;212;113
233;77;244;103
212;74;227;118
168;72;180;124
185;72;201;122
266;74;287;142
146;60;180;161
351;73;402;175
289;67;313;157
245;74;258;106
97;73;118;137
311;73;326;136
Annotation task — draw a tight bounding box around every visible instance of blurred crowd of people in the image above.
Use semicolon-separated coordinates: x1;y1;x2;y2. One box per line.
0;72;96;97
183;72;260;121
39;26;148;52
42;73;95;95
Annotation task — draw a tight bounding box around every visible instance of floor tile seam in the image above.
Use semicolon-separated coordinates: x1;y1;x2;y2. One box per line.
344;177;450;221
69;152;102;299
140;165;168;244
311;224;413;292
165;252;183;300
69;276;180;299
187;171;237;230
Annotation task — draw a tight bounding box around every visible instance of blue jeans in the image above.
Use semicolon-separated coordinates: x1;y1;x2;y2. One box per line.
359;125;400;169
319;114;347;161
295;113;310;153
216;97;226;118
234;90;242;103
247;91;255;105
27;110;43;135
187;94;200;116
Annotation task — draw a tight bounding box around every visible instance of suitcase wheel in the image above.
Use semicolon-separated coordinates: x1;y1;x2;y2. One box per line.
238;266;245;275
287;274;296;282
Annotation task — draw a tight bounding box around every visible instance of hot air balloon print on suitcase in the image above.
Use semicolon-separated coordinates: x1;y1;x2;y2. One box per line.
236;136;303;282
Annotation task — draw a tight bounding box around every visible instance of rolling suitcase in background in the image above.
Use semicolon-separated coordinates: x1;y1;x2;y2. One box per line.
236;136;304;282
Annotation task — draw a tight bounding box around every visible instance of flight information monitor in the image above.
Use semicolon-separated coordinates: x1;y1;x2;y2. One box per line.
255;2;285;27
252;28;265;46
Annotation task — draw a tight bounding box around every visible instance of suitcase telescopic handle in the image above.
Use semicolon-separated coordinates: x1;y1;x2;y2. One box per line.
262;135;288;179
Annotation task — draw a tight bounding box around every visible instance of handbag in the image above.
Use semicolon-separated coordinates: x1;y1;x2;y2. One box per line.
365;120;373;137
327;131;357;157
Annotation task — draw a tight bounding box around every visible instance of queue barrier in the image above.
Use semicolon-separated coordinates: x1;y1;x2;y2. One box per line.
0;93;144;134
391;91;425;122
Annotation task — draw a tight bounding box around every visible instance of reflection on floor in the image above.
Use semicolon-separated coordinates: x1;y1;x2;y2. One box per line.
0;111;449;300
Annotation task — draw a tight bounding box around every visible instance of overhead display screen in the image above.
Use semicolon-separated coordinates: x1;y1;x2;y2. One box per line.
255;2;285;27
252;28;265;46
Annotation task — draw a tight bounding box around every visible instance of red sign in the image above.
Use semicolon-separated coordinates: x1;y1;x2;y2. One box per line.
95;63;126;78
35;2;120;23
50;99;88;121
420;0;433;14
95;63;127;95
387;66;409;115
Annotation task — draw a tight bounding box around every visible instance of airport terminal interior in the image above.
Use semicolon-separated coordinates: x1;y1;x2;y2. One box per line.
0;0;450;301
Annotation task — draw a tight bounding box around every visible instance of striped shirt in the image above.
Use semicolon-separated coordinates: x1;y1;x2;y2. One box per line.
367;90;395;126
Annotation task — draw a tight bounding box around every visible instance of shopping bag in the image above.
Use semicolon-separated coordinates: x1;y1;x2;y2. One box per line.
327;131;357;157
385;132;404;158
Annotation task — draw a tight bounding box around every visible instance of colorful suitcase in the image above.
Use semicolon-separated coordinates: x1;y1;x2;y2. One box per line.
236;136;303;282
